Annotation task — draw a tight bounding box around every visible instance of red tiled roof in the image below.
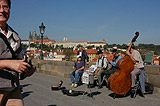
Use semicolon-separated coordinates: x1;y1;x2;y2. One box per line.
30;50;41;53
91;56;99;62
87;42;105;44
73;49;98;54
56;41;88;43
153;55;160;60
34;39;55;42
91;53;125;62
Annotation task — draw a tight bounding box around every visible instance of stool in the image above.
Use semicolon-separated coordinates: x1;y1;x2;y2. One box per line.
132;73;145;98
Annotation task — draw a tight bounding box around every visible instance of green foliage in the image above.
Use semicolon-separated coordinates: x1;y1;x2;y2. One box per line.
86;45;94;49
63;48;74;61
77;44;83;48
22;44;28;49
96;46;100;50
107;43;160;55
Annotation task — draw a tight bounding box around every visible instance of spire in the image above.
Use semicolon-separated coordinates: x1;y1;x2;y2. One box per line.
29;31;32;41
33;30;37;40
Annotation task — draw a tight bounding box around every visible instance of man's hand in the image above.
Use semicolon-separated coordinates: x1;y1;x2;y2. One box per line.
96;68;100;72
126;50;131;56
72;66;75;70
8;58;31;73
75;70;79;72
86;62;89;65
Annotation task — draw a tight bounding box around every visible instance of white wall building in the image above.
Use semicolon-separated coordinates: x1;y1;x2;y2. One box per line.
54;40;106;48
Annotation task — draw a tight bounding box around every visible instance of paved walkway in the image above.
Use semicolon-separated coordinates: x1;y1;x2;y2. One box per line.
21;73;160;106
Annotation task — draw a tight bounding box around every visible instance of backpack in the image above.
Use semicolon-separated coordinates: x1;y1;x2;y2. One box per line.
145;82;154;94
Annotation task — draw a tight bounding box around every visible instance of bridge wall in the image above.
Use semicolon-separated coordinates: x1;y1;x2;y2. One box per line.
32;59;160;94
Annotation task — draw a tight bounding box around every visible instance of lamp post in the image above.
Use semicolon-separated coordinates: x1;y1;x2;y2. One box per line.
39;22;46;60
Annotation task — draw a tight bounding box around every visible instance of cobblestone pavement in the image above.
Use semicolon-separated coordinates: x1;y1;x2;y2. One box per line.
21;73;160;106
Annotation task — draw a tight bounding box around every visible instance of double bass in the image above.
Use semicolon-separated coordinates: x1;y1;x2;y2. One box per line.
107;32;139;95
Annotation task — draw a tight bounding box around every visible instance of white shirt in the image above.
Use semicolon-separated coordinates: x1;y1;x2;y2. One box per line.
96;56;108;68
77;51;82;58
0;26;18;51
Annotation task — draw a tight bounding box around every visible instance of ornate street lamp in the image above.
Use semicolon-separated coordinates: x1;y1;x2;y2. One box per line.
39;22;46;60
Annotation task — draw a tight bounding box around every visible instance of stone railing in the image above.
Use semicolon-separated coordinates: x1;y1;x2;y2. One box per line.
145;65;160;94
32;59;160;94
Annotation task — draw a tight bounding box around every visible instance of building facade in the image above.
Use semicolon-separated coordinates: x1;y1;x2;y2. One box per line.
54;40;106;49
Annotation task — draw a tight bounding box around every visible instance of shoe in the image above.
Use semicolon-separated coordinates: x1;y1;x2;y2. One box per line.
90;84;95;88
88;84;95;88
74;84;78;88
71;83;75;87
98;85;102;89
131;86;136;93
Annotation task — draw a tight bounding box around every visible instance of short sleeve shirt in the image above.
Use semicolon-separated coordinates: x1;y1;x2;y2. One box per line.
131;50;144;68
74;61;85;71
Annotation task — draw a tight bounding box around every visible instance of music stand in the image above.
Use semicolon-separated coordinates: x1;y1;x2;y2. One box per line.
80;75;94;99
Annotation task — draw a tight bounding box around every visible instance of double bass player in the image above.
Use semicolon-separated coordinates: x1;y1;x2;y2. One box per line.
126;43;144;93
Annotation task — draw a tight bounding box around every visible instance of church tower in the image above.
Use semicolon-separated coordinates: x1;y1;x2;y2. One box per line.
29;31;32;41
32;31;37;40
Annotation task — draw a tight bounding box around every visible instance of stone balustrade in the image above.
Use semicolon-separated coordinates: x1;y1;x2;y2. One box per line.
32;59;160;94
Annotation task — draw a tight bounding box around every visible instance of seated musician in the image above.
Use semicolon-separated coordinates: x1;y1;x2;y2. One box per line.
70;56;84;88
93;50;108;89
126;43;144;93
106;47;122;79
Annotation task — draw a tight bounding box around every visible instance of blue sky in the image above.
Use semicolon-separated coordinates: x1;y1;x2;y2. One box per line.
8;0;160;44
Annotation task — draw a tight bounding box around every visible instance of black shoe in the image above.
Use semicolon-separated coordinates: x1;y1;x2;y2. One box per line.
131;87;136;93
87;84;94;88
130;87;136;98
90;84;95;88
98;85;102;89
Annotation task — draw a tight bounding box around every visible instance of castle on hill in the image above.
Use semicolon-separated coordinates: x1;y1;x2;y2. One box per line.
29;31;48;41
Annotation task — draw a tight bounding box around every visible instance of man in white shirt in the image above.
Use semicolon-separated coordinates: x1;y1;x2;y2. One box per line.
94;50;108;88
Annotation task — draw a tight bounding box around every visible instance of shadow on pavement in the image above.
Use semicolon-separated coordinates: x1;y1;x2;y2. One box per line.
47;105;57;106
22;91;34;99
108;92;131;99
87;91;101;98
20;84;32;88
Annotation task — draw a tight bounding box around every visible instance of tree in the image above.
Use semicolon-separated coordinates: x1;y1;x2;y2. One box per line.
59;45;64;50
22;44;28;49
63;48;74;61
77;44;83;48
122;44;127;49
96;46;100;50
103;45;107;50
55;45;59;49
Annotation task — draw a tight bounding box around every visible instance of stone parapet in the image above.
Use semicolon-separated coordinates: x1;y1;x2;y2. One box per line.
32;59;160;94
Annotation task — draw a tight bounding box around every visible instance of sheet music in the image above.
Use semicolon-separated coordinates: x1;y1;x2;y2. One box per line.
82;72;89;84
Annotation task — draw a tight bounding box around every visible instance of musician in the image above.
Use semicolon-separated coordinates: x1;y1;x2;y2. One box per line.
70;56;84;88
77;45;89;65
106;47;122;78
126;43;144;92
110;47;122;67
94;50;108;89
